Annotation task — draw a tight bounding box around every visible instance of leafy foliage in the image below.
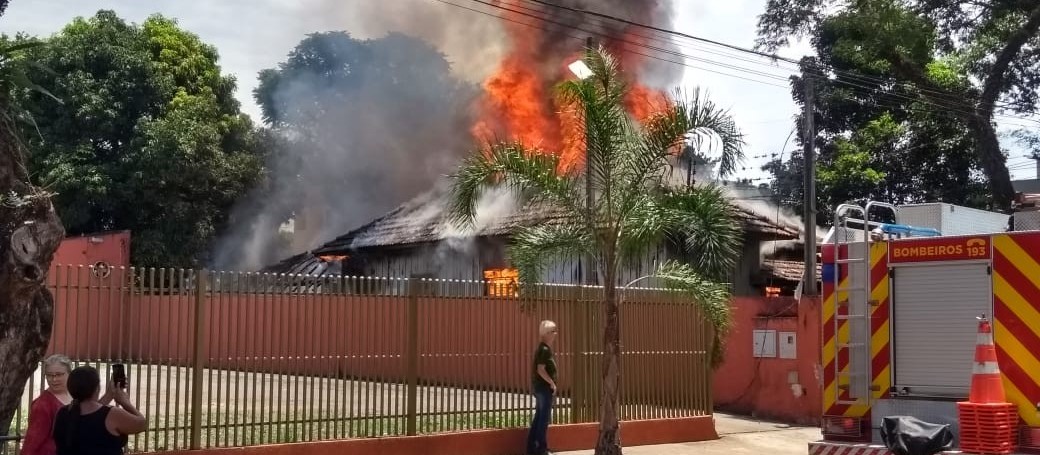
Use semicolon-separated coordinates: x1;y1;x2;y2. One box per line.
9;11;265;267
757;0;1040;210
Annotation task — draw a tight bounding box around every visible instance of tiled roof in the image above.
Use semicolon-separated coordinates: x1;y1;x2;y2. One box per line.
760;259;820;283
312;182;800;255
262;252;341;276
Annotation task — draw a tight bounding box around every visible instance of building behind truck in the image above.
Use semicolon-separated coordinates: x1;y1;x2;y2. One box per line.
811;199;1040;454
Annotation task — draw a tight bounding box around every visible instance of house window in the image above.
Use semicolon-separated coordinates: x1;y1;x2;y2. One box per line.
483;268;519;297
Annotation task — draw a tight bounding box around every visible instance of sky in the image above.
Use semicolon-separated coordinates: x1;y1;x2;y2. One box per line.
2;0;1037;182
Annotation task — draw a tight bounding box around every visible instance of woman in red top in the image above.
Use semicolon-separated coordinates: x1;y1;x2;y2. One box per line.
22;355;74;455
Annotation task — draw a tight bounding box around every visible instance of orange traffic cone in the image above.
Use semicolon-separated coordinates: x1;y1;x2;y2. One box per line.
959;315;1018;454
968;315;1006;404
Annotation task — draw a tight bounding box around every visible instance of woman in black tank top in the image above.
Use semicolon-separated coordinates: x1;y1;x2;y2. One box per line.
52;366;148;455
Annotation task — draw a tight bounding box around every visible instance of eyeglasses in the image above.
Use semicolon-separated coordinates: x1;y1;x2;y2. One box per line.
45;372;67;379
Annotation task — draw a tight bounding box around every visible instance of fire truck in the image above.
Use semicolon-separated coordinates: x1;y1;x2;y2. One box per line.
811;200;1040;454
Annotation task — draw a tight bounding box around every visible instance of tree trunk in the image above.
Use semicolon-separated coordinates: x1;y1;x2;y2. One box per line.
0;108;64;439
966;114;1016;211
594;267;622;455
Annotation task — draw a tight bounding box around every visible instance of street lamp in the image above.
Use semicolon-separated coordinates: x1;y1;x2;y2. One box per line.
569;51;597;288
568;59;593;80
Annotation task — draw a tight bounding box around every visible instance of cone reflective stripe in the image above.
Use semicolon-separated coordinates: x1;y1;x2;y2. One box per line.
968;316;1007;404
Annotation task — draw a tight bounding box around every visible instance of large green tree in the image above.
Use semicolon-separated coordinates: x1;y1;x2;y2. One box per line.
0;0;65;441
758;0;1040;211
763;59;989;222
449;46;744;455
11;10;264;267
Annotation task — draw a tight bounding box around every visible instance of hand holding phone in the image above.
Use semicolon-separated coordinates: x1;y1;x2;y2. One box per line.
112;363;127;389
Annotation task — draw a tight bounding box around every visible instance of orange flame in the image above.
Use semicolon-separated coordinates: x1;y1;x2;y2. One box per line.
472;9;674;174
317;255;348;262
483;268;519;297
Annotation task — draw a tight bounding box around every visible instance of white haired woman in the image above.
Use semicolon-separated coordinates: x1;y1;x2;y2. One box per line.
22;355;74;455
526;320;558;455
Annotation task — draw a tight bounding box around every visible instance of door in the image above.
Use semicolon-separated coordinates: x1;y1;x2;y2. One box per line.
891;262;992;397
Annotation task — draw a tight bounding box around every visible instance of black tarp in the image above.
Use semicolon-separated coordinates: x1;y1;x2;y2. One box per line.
880;416;954;455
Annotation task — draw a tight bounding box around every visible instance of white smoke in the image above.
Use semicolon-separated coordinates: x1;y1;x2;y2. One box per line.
434;184;518;262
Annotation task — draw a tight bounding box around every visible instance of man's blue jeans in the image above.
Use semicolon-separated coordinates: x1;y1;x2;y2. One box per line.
526;385;554;454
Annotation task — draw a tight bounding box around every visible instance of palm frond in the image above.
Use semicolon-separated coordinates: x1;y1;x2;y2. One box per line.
616;190;669;260
654;260;733;367
509;222;591;291
619;88;745;217
447;141;581;227
660;184;743;280
678;88;745;179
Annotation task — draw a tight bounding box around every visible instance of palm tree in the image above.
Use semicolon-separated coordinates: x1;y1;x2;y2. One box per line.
448;46;746;455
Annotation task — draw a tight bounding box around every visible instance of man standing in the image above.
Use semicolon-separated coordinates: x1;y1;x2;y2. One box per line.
527;320;558;455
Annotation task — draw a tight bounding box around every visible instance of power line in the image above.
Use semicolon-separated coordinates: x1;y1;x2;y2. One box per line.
523;0;799;64
429;0;792;88
510;0;1040;124
430;0;1040;171
443;0;1036;124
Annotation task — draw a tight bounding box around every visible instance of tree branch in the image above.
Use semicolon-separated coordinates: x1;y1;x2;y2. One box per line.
978;3;1040;114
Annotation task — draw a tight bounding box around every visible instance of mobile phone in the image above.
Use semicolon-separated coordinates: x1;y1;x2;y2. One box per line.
111;363;127;389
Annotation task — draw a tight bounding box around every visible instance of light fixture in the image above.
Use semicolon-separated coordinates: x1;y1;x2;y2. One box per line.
568;59;593;80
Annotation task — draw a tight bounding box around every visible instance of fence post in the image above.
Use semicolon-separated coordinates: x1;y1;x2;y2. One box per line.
190;269;208;450
405;278;420;436
705;316;714;415
570;291;586;424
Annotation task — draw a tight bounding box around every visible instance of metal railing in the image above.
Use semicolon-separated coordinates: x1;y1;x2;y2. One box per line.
10;265;713;452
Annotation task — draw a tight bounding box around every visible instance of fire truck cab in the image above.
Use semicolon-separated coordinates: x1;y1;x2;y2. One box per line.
812;201;1040;454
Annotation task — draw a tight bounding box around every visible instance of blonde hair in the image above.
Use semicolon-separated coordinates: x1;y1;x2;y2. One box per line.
539;320;557;336
43;354;73;372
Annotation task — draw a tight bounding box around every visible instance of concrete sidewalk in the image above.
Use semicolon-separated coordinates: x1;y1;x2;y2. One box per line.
556;413;820;455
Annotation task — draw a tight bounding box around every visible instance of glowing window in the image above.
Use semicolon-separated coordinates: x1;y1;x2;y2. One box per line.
484;268;519;297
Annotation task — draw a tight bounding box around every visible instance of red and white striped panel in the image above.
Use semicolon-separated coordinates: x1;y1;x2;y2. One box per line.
808;442;892;455
808;442;968;455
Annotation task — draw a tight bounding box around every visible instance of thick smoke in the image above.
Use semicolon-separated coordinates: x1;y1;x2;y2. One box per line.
341;0;682;86
213;0;685;270
211;32;478;270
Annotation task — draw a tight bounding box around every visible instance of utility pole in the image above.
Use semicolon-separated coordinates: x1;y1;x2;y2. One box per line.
584;36;599;287
802;69;818;297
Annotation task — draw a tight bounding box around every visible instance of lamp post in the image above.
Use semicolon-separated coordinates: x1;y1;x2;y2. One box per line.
570;37;598;288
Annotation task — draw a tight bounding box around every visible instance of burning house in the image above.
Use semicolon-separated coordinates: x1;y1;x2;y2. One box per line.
248;1;809;296
265;179;801;297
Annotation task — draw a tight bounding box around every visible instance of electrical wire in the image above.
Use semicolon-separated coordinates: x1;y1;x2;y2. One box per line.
468;0;1040;126
429;0;1040;185
429;0;792;88
517;0;1040;121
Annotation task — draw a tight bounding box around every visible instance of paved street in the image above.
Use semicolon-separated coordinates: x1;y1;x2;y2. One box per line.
557;413;820;455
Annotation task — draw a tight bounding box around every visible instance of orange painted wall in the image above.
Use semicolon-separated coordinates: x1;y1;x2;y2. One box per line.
52;230;130;267
712;296;822;425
